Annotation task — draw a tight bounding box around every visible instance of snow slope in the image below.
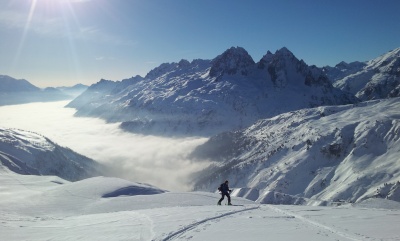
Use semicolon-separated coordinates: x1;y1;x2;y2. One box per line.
0;127;104;181
326;47;400;100
67;47;356;137
0;172;399;241
191;97;400;205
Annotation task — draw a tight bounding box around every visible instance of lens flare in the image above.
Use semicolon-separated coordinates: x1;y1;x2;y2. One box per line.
12;0;38;72
11;0;85;83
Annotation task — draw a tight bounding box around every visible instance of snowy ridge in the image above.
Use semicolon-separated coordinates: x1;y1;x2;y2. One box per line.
323;61;367;83
326;47;400;100
67;47;356;136
191;97;400;205
0;127;104;181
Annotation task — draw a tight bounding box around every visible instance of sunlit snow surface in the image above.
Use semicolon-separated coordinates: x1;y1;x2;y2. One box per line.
1;172;399;241
193;97;400;205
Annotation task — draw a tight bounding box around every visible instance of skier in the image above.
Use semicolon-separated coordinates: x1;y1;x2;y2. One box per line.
218;180;232;205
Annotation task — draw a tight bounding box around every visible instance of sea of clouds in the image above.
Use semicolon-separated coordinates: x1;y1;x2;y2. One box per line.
0;101;209;191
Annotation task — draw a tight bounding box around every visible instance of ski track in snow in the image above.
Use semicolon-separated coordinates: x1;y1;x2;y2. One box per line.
265;205;363;241
159;205;260;241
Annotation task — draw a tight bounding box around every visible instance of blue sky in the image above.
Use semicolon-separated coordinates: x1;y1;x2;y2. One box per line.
0;0;399;87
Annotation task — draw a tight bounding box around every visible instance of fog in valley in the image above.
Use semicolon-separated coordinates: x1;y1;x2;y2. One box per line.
0;101;209;191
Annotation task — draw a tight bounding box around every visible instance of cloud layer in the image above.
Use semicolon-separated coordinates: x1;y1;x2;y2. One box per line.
0;101;208;191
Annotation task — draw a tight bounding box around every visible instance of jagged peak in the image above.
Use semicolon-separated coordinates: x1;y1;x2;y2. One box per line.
225;46;250;56
133;74;143;79
145;62;177;79
335;61;349;68
178;59;190;67
120;75;143;85
212;46;254;61
88;79;117;91
258;47;301;71
209;46;255;77
260;50;273;62
98;78;114;84
145;59;199;79
274;47;296;58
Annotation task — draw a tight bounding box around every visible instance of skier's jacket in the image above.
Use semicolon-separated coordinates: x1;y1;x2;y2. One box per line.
219;183;230;194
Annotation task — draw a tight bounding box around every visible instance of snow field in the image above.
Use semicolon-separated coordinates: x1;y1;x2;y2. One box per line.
1;173;399;241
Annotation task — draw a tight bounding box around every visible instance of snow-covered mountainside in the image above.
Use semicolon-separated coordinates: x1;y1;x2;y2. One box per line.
0;127;104;181
0;75;72;105
324;47;400;101
323;61;367;83
1;173;399;241
67;47;356;136
191;97;400;205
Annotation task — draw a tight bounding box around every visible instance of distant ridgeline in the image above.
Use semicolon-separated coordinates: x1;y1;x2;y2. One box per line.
0;75;87;105
67;46;364;137
323;47;400;101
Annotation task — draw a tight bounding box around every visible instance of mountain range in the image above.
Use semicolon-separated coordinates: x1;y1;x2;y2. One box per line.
67;47;357;136
324;47;400;100
0;75;88;105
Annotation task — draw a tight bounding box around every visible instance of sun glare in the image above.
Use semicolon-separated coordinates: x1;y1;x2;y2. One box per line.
12;0;38;73
11;0;84;82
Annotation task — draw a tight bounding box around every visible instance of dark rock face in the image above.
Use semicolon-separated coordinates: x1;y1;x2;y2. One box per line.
210;47;255;78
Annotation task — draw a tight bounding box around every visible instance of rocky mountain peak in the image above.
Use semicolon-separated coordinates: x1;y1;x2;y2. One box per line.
145;62;178;79
335;61;349;69
178;59;190;68
209;46;255;77
257;51;274;69
275;47;294;57
88;79;117;92
258;47;300;70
